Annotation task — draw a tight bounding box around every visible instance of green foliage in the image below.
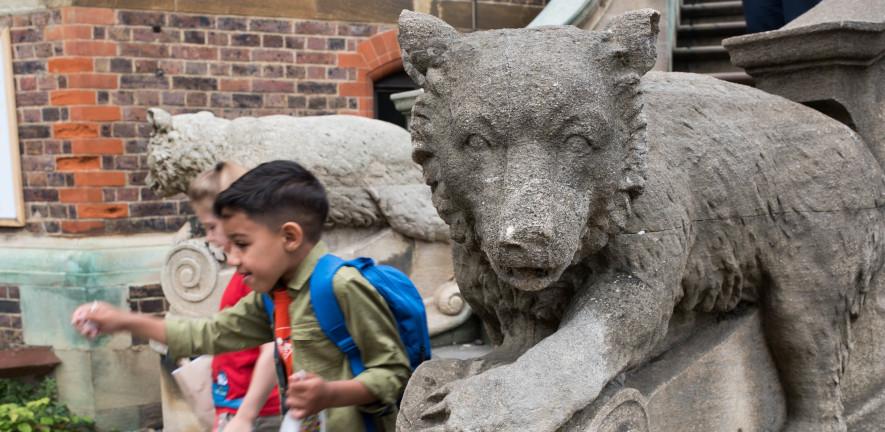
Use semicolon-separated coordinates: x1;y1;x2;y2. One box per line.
0;379;95;432
0;378;57;405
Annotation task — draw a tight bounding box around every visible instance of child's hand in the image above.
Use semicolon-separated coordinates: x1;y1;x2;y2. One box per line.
285;371;331;419
70;301;128;339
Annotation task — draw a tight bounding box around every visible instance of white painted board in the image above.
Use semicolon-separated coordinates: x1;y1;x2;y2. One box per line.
0;27;25;227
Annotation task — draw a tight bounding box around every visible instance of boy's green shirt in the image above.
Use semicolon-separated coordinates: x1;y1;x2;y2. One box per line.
165;242;411;432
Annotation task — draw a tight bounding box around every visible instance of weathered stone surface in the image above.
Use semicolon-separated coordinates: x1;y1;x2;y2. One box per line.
625;308;786;431
724;6;885;427
146;109;448;243
397;9;885;432
725;0;885;185
160;239;225;318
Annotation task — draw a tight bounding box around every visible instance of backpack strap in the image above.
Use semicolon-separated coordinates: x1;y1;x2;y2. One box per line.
309;254;377;432
309;254;366;375
261;292;274;320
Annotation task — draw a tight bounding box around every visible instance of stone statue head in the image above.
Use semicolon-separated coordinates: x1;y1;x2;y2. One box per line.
146;108;231;197
399;10;659;291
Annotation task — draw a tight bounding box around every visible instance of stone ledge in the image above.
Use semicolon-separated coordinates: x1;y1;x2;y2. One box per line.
0;345;61;378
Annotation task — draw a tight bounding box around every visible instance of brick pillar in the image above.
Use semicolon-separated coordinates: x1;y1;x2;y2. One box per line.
44;7;127;234
337;30;403;118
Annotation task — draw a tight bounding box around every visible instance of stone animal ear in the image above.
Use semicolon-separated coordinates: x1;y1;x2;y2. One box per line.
603;9;660;76
147;108;172;134
397;10;459;87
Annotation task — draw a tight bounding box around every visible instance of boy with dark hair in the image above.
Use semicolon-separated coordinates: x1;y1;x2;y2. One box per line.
72;160;412;431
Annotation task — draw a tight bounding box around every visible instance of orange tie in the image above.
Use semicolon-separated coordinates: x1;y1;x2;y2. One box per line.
272;289;294;378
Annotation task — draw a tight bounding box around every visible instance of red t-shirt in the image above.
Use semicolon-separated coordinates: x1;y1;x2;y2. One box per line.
211;273;281;416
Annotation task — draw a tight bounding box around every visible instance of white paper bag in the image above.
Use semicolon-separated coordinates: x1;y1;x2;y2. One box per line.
171;355;216;429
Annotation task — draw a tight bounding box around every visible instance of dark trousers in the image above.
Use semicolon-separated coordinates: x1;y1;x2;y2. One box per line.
742;0;822;33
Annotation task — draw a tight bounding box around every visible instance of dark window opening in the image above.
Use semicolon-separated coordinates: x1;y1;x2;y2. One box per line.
374;70;418;129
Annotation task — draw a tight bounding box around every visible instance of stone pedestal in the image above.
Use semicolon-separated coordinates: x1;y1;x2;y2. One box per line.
417;308;787;431
725;0;885;163
626;308;785;432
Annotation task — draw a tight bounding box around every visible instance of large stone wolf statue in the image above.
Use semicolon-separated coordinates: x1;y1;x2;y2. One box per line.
396;9;885;432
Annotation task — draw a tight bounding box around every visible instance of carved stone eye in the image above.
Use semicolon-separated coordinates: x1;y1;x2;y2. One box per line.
465;134;492;149
566;134;600;151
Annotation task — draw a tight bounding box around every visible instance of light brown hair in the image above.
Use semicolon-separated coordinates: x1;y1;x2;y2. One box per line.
187;161;247;211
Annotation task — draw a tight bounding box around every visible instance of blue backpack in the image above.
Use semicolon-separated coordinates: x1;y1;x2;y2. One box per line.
261;254;432;430
307;254;432;373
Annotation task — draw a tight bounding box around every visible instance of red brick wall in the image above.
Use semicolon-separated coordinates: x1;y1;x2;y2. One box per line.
0;285;22;348
128;283;168;345
4;7;400;236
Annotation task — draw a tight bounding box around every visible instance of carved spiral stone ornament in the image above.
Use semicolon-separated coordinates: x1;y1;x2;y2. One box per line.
161;240;221;310
434;280;465;315
562;387;649;432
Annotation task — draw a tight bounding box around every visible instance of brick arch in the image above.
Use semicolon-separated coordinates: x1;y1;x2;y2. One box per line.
337;30;405;118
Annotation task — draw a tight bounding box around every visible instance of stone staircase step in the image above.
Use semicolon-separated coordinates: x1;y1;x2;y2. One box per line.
673;45;737;75
680;0;745;25
674;0;751;85
678;20;747;35
680;1;744;18
677;21;747;46
681;13;747;25
673;45;731;59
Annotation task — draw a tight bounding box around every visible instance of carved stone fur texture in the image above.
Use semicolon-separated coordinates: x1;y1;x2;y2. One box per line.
145;110;448;242
397;9;885;432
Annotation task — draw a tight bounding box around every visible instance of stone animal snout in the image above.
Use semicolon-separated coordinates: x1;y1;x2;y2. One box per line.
485;174;583;292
